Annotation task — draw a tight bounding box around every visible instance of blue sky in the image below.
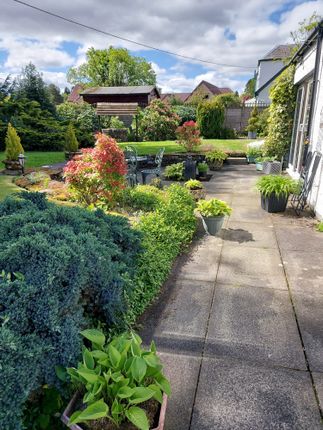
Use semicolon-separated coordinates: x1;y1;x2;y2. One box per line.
1;0;322;93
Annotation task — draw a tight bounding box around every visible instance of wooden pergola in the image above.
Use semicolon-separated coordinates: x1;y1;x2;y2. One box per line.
95;102;140;141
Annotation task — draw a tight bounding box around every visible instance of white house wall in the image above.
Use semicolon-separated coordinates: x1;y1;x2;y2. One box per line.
308;44;323;219
294;46;316;84
256;60;285;103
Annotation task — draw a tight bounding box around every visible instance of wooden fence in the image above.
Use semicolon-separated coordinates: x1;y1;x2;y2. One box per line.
224;106;268;132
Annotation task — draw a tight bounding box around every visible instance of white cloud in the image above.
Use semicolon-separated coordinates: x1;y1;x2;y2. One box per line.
0;0;322;92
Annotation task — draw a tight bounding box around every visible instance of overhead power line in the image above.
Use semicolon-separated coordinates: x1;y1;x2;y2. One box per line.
11;0;255;69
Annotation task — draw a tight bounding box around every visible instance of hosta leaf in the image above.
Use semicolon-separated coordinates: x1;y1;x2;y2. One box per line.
83;348;95;370
156;376;171;396
77;368;99;383
108;344;121;368
55;365;67;382
148;384;163;403
80;329;105;347
131;339;142;357
129;387;155;404
143;353;160;368
125;406;149;430
131;356;147;382
92;350;108;360
117;385;135;399
69;400;109;424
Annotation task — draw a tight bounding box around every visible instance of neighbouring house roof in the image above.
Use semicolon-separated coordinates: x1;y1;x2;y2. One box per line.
67;84;84;103
197;80;233;95
81;85;160;97
161;93;191;103
261;44;296;61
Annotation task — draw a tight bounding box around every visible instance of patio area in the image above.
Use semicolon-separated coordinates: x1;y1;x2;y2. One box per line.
138;163;323;429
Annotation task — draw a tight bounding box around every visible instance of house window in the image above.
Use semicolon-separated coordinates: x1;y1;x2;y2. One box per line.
289;79;313;173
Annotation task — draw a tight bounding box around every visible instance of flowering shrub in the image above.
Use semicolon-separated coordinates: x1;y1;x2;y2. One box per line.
64;133;127;207
138;99;180;141
176;120;201;152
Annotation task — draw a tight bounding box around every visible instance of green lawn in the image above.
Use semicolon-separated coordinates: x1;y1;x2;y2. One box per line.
0;175;21;200
0;151;65;169
119;139;252;155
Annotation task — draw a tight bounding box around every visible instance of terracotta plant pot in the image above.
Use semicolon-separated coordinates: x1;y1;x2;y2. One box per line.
208;160;223;171
190;188;206;201
2;159;22;175
61;392;168;430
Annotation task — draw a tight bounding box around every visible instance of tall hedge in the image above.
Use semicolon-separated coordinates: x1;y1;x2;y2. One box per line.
263;65;297;158
197;99;225;138
0;193;141;429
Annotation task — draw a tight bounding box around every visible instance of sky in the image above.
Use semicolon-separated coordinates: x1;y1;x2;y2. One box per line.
1;0;323;94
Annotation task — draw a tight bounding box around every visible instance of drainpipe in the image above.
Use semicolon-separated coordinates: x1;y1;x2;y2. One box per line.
306;23;323;141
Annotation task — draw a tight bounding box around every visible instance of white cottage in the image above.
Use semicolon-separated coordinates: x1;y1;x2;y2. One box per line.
288;20;323;219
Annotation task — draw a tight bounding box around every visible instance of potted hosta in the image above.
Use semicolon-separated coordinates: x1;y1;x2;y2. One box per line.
2;123;24;174
256;175;298;213
205;150;227;170
65;122;81;160
62;329;170;430
197;162;208;179
197;198;232;235
246;147;262;164
184;179;206;201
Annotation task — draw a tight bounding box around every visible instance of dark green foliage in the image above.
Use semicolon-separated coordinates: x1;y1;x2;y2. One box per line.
197;99;225;138
0;98;65;151
0;193;141;429
126;184;196;323
243;77;256;98
47;83;64;105
0;75;14;101
247;107;259;133
173;105;197;124
14;63;55;114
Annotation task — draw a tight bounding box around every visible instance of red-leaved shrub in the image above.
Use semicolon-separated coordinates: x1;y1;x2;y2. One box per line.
64;133;127;206
176;120;201;152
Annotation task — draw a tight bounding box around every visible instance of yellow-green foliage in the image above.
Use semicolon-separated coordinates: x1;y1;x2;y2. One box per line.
5;123;24;161
64;122;79;152
263;66;297;158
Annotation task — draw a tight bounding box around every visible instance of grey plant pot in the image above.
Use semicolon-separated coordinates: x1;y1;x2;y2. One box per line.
262;161;282;175
202;215;225;236
256;162;263;171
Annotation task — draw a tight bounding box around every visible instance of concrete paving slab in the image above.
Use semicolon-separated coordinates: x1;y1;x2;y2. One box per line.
230;196;260;209
276;225;323;252
223;221;276;249
312;372;323;412
191;357;322;430
141;279;214;341
158;352;201;430
293;292;323;372
281;250;323;295
205;283;306;369
177;236;222;282
217;245;287;290
229;205;273;224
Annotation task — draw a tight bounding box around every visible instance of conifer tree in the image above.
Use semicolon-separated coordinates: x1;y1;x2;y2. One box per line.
5;123;24;161
64;122;79;152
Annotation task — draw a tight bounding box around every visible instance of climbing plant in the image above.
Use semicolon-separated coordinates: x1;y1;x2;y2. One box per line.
263;65;297;159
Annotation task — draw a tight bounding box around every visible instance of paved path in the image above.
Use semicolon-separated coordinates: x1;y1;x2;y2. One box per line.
139;164;323;429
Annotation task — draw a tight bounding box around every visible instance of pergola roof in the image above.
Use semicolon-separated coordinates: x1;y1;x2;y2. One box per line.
81;85;159;96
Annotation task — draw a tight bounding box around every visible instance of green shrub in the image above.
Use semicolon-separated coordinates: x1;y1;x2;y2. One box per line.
185;179;203;190
317;222;323;232
164;162;184;180
118;185;165;212
173;105;196;124
0;192;141;429
246;147;263;158
109;116;126;129
197;99;225;138
263;66;297;158
137;100;180;141
126;184;196;323
257;108;270;137
205;150;228;163
256;175;298;197
197;162;208;173
197;198;232;217
64;122;79;152
4;122;24;161
67;330;170;429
